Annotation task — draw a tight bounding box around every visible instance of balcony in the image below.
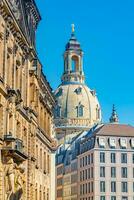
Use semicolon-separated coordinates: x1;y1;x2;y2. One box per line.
2;134;28;162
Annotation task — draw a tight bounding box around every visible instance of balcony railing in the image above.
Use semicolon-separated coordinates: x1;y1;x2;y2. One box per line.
2;134;28;161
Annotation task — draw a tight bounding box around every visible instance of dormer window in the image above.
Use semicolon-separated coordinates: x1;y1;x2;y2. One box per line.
55;88;63;97
120;138;127;149
76;102;84;117
131;139;134;148
75;87;82;95
55;105;61;118
98;137;105;148
109;138;116;148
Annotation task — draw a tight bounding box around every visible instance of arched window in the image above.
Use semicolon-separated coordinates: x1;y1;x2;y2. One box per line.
76;103;84;117
71;55;79;72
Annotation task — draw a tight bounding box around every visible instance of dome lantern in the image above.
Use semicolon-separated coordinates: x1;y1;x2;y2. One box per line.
62;24;85;84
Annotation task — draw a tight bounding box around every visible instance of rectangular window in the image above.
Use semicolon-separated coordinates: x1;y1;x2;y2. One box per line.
111;181;116;192
111;167;116;178
80;185;82;195
82;170;84;181
121;153;127;163
85;156;88;165
122;197;128;200
91;167;93;178
80;158;82;167
88;168;90;179
111;153;116;163
100;196;105;200
91;153;93;163
88;155;90;165
100;167;105;177
100;152;105;163
85;169;88;179
91;182;93;192
100;181;105;192
88;182;90;193
111;197;116;200
133;168;134;178
133;154;134;163
133;182;134;192
83;157;85;167
121;167;127;178
80;171;82;181
121;182;128;192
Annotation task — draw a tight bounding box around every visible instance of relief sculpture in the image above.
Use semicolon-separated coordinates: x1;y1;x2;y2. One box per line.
5;157;25;200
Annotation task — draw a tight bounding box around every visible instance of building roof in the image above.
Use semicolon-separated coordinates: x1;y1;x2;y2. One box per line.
94;123;134;137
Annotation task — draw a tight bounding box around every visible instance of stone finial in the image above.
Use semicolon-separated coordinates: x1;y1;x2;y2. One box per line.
109;104;119;124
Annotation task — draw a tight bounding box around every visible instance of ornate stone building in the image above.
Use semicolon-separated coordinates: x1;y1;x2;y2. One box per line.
0;0;56;200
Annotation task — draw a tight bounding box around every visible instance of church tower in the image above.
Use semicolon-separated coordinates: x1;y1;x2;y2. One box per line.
54;25;102;143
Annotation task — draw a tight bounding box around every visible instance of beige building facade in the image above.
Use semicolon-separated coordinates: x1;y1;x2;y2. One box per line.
0;0;56;200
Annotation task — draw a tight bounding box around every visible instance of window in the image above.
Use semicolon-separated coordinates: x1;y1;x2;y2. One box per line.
122;197;128;200
80;171;82;181
88;182;90;193
111;167;116;178
91;182;93;192
133;182;134;192
100;167;105;177
100;181;105;192
55;105;61;117
85;156;88;165
88;168;90;179
91;167;93;178
88;155;90;164
133;154;134;163
100;196;105;200
85;169;88;179
91;153;93;163
82;157;84;167
121;153;127;163
111;153;116;163
76;103;84;117
82;170;85;180
100;152;105;163
80;158;82;167
133;168;134;178
121;182;128;192
111;197;116;200
111;181;116;192
121;167;127;178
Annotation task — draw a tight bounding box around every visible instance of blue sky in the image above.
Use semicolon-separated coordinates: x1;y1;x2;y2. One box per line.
35;0;134;125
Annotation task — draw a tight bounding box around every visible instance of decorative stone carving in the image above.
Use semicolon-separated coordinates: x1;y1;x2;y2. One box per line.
5;157;25;200
0;32;4;41
9;0;21;21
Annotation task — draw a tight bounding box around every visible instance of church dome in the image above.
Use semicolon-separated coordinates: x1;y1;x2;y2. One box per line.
54;83;101;130
54;25;101;132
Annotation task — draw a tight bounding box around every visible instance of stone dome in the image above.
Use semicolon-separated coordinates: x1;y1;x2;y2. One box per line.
54;83;101;130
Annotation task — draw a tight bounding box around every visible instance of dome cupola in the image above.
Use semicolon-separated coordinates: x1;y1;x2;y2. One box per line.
54;25;101;140
62;24;85;84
